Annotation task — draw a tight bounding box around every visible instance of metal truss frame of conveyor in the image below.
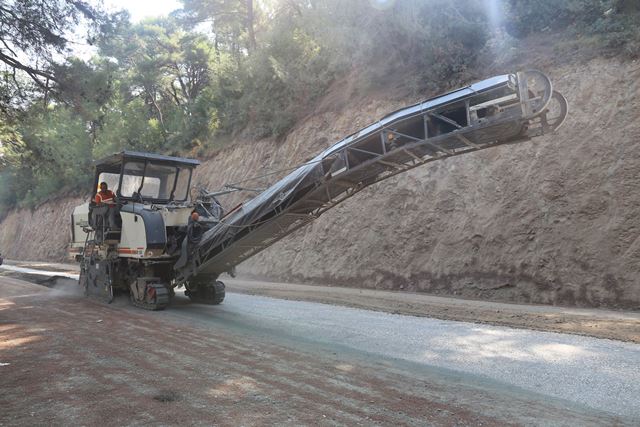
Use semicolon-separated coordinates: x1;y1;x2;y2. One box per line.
175;70;568;283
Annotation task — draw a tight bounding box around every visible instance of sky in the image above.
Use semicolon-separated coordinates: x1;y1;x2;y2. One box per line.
104;0;182;22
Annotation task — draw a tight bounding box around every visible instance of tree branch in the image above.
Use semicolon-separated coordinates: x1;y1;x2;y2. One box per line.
0;50;58;86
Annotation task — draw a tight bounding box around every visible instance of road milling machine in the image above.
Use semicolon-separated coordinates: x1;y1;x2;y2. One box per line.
70;70;567;310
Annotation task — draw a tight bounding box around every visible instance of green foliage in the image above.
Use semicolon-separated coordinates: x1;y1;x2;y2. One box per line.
310;0;489;89
0;0;109;107
588;6;640;56
504;0;640;56
0;120;21;217
1;0;639;215
0;171;17;216
97;18;225;150
213;0;491;137
237;16;335;137
504;0;602;37
0;104;93;211
179;0;256;53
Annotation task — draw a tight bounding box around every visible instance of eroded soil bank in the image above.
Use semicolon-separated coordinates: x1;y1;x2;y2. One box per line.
241;56;640;309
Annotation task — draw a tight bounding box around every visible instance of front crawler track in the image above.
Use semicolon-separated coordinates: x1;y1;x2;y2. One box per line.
185;281;226;305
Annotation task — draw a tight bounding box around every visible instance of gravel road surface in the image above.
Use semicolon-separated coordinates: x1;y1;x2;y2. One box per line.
4;261;640;343
166;292;640;420
1;264;638;425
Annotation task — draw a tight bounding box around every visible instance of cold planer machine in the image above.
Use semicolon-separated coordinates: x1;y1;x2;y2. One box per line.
70;70;567;310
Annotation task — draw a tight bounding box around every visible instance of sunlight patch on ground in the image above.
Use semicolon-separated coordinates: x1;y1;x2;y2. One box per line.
335;363;355;372
530;343;590;361
424;328;592;364
0;324;18;332
0;335;42;350
208;376;259;399
0;299;15;310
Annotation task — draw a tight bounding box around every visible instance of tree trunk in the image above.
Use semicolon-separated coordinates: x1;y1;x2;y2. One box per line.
246;0;256;51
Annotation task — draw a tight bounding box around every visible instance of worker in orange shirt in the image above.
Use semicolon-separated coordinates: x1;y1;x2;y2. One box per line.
95;182;117;230
95;182;116;205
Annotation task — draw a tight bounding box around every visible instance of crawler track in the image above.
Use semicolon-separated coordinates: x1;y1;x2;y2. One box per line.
130;283;171;310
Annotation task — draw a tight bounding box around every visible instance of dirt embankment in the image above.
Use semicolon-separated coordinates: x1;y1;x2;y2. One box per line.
0;197;84;261
238;56;640;309
1;40;639;309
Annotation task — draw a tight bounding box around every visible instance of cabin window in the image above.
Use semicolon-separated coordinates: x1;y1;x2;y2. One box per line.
97;172;120;193
118;160;188;201
120;161;145;198
173;168;192;201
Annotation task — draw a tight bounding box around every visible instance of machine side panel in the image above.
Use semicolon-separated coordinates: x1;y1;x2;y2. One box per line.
120;205;167;250
118;211;148;257
71;203;90;246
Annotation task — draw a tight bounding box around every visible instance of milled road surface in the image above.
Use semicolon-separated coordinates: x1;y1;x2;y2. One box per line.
181;293;639;418
1;267;638;425
5;260;640;343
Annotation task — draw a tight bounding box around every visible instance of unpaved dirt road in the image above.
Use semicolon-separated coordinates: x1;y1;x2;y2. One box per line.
1;263;639;425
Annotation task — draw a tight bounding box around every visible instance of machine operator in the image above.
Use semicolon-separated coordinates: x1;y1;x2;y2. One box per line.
95;182;117;229
95;182;115;205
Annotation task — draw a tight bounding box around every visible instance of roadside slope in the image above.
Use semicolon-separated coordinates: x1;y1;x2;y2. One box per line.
241;56;640;309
